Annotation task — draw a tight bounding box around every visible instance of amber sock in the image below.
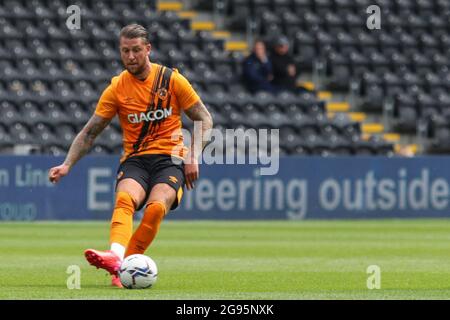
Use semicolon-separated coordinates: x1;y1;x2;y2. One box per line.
125;201;166;257
109;191;135;258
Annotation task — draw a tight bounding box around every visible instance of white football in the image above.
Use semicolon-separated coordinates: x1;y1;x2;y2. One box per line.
118;254;158;289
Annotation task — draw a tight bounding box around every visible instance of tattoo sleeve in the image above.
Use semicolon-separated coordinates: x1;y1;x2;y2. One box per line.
63;114;111;169
184;100;213;161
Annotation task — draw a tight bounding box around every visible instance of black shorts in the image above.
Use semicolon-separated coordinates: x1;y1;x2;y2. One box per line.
115;154;185;211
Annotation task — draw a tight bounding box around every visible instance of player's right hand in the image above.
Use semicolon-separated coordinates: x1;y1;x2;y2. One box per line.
48;164;70;184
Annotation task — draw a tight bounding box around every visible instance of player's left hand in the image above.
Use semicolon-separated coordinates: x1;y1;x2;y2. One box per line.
184;162;199;190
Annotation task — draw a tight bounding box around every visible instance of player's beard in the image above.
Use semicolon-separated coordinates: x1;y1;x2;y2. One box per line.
126;61;147;76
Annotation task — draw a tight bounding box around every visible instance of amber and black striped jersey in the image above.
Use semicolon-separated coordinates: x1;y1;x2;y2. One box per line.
95;63;200;163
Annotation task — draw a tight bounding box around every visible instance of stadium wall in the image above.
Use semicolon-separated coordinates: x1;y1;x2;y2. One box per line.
1;156;450;221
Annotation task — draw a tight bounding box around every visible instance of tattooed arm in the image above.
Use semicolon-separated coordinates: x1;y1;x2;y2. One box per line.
183;100;213;189
48;114;111;183
184;100;213;158
63;115;111;168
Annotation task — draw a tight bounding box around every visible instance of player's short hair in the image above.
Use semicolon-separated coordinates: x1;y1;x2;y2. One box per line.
119;24;149;44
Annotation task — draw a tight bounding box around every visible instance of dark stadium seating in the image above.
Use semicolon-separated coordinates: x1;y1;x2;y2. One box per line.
225;0;445;155
0;0;423;156
223;0;450;149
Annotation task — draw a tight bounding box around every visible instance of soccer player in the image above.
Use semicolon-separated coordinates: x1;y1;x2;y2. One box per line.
48;24;213;287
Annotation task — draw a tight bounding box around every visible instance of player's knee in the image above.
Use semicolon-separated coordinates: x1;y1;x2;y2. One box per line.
116;178;147;206
148;184;176;207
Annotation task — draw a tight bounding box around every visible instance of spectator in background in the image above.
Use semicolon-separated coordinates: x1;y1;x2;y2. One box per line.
242;40;277;94
270;36;298;92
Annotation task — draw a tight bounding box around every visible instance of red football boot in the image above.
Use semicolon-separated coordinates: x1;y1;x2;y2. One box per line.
111;274;123;288
84;249;122;276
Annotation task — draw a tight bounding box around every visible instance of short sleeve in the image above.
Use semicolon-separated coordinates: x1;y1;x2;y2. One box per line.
95;82;118;119
172;71;200;111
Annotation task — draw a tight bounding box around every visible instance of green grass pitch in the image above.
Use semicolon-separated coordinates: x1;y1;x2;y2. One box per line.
1;219;450;299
